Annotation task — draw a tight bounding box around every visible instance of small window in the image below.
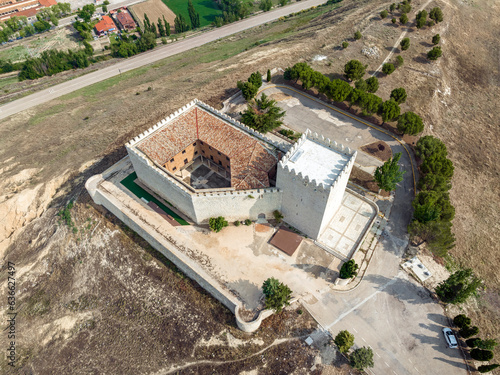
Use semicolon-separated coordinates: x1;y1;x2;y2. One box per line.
184;158;188;164
194;151;198;155
202;150;205;154
217;151;221;156
209;146;212;150
218;160;222;166
200;141;204;145
170;158;174;162
193;142;196;146
226;156;229;161
210;155;214;160
172;167;177;171
182;150;186;154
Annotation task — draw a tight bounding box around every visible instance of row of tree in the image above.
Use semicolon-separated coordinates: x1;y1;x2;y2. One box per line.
214;0;251;27
408;136;456;257
143;14;171;37
111;31;156;58
334;330;374;371
284;62;424;134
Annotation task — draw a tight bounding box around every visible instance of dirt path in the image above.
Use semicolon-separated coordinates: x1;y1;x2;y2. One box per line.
159;337;298;374
371;0;434;77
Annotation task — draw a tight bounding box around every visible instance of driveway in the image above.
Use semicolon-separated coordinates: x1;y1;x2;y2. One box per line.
259;85;466;374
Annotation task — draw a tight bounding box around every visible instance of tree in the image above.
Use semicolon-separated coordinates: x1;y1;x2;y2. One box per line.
416;10;427;29
187;0;201;29
262;277;292;312
466;338;479;348
259;0;273;12
432;34;440;45
390;3;396;12
471;349;494;362
344;60;366;81
374;152;405;192
143;13;152;31
436;268;483;304
476;339;498;351
347;88;364;108
408;220;455;257
350;347;374;371
157;18;165;37
279;0;289;6
102;4;107;13
380;10;388;19
418;173;451;192
326;79;353;102
174;13;189;33
163;16;171;36
379;99;401;122
340;260;359;279
391;17;396;24
237;81;258;101
460;326;479;339
267;69;271;82
358;92;382;114
453;314;471;329
248;71;262;89
415;136;447;160
427;46;442;60
365;77;378;93
395;55;404;67
382;63;395;75
355;79;367;91
354;30;362;40
77;4;95;22
342;41;349;49
400;37;410;50
390;87;407;103
400;13;408;25
334;330;355;353
400;1;411;13
241;93;285;133
478;364;500;373
397;111;424;135
429;7;443;23
209;216;228;232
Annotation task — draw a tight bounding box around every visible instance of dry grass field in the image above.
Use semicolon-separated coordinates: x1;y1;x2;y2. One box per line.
1;0;499;372
129;0;177;31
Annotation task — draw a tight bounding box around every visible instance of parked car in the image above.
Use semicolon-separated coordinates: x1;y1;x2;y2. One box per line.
443;328;458;348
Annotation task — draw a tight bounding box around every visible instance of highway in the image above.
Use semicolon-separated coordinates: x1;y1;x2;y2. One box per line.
0;0;328;121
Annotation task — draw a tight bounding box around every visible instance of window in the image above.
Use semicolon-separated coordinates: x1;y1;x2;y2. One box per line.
184;158;188;164
209;146;212;150
193;142;196;146
182;150;186;154
202;150;205;154
194;151;198;155
210;155;214;161
172;167;177;171
170;158;174;162
217;151;221;156
218;160;222;166
200;141;204;145
226;156;229;161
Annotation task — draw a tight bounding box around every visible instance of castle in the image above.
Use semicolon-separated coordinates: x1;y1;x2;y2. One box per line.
125;99;356;240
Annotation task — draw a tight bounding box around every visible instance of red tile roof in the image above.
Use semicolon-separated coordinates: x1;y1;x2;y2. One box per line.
137;106;278;190
116;11;135;29
39;0;57;7
94;15;116;33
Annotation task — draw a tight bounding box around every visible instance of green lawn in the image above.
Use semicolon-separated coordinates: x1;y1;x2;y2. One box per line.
121;172;190;225
163;0;221;27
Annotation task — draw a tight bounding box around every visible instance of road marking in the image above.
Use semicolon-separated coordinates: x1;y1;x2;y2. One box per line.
376;352;381;357
385;361;390;367
362;337;366;342
353;327;358;333
324;277;399;329
408;358;412;364
393;371;398;375
414;367;420;373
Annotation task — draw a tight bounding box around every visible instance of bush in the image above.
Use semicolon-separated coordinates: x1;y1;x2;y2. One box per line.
262;277;292;312
234;220;240;226
478;364;500;373
382;63;395;75
365;76;379;93
344;60;366;81
244;219;252;226
400;37;410;51
436;268;482;304
334;330;355;353
273;210;284;223
354;30;362;40
350;347;374;370
390;87;407;104
396;55;404;67
471;348;494;362
400;13;408;25
459;325;479;338
453;314;471;328
397;111;424;135
380;10;388;19
432;34;440;45
340;260;359;279
209;216;228;232
342;41;349;49
466;338;479;348
392;18;397;23
427;46;442;60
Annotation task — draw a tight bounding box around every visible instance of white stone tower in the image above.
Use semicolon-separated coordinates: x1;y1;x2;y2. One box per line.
276;129;357;239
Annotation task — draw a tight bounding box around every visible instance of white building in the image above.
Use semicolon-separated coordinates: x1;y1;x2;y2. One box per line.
124;99;356;240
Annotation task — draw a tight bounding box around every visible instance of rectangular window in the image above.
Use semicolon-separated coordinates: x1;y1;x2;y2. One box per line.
218;160;222;166
202;150;205;154
226;156;229;161
184;159;188;164
170;158;174;162
200;141;204;145
193;142;196;146
217;151;221;156
172;167;177;171
194;151;198;155
182;150;186;154
209;146;212;150
210;155;214;161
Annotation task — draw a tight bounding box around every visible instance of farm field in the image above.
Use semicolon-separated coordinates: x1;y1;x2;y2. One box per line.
130;0;177;29
163;0;222;27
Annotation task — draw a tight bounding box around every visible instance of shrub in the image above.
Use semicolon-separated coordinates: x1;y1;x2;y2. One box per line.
355;79;368;91
244;219;252;226
466;338;479;348
209;216;228;232
397;111;424;135
273;210;284;223
267;69;272;82
427;46;442;60
334;330;355;353
400;13;408;25
342;41;349;49
396;55;404;67
380;10;388;19
340;260;359;279
459;325;479;338
382;63;395;75
365;76;379;93
392;18;397;23
432;34;440;45
344;60;366;81
400;37;410;51
476;339;498;351
453;314;471;328
262;277;292;312
478;364;500;373
354;30;362;40
436;268;482;304
390;87;407;104
350;347;374;370
234;220;240;226
471;348;494;362
161;37;167;44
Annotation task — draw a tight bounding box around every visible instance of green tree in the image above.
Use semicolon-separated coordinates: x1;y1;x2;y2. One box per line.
397;111;424;135
396;55;404;67
459;325;479;338
347;88;364;108
427;46;442;60
174;13;189;33
340;260;359;279
187;0;201;29
342;41;349;49
248;71;262;88
77;4;95;22
420;155;454;179
279;0;289;6
163;16;171;36
418;173;451;192
344;59;366;81
478;364;500;373
415;136;447;160
365;76;379;93
157;18;165;37
259;0;273;11
267;69;272;82
390;3;396;12
355;79;367;91
400;13;408;25
429;7;443;23
209;216;228;232
471;349;494;362
382;63;395;75
412;191;455;222
262;277;292;312
380;10;388;19
476;339;498;351
416;10;427;29
143;13;151;31
453;314;471;328
237;81;258;101
466;338;479;348
432;34;440;45
241;93;285;133
390;87;407;103
379;99;400;122
326;79;353;102
408;220;455;257
374;152;405;191
354;30;362;40
334;330;355;353
436;268;483;304
400;1;411;13
358;92;382;114
350;347;374;371
400;37;410;50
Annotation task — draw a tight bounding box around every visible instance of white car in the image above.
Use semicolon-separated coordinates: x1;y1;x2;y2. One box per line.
443;327;458;348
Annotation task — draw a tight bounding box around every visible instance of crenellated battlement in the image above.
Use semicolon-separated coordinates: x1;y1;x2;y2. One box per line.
277;162;331;193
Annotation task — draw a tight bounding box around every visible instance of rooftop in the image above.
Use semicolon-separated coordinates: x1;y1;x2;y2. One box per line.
282;138;351;187
95;15;116;33
135;104;278;190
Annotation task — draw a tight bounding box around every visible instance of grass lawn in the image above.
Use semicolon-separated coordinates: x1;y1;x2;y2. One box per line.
0;45;28;62
163;0;221;27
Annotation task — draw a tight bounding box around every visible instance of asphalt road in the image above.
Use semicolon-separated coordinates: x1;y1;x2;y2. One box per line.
262;86;467;375
0;0;328;121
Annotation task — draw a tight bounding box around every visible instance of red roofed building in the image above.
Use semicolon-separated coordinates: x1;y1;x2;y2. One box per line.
94;15;116;36
115;10;136;31
0;0;55;22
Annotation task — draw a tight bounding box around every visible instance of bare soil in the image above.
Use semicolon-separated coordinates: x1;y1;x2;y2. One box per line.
129;0;177;31
360;140;392;161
